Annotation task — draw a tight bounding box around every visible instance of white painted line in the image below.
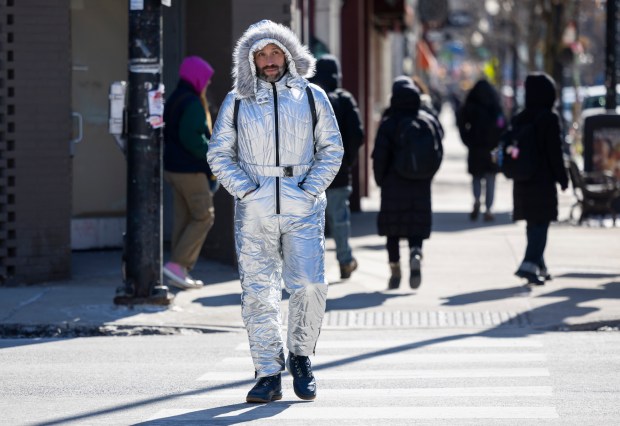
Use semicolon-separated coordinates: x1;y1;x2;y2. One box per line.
147;406;559;421
197;368;550;381
219;352;547;366
268;406;560;420
234;337;543;351
186;386;554;399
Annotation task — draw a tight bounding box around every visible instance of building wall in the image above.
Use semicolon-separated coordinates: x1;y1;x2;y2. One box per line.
69;0;128;251
341;0;372;210
0;0;72;284
314;0;341;58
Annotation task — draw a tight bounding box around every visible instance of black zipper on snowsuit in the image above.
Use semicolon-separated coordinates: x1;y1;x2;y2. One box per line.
272;82;281;214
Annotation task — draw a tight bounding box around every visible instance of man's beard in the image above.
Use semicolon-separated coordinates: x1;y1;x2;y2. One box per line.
258;64;286;82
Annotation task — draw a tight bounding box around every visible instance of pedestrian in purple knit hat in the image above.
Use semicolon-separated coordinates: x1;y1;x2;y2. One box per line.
163;56;217;290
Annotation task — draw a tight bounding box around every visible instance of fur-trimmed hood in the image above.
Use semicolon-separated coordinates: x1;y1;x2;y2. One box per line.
233;20;316;99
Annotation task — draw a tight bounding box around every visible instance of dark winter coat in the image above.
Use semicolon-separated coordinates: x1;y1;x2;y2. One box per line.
310;55;364;188
372;78;442;239
457;79;504;176
512;73;569;223
163;80;212;175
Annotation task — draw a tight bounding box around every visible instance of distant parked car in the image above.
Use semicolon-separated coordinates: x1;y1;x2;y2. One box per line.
581;84;620;111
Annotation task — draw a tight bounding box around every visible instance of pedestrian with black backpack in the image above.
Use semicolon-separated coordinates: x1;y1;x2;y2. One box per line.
508;72;568;286
372;76;443;290
310;55;365;280
457;79;505;221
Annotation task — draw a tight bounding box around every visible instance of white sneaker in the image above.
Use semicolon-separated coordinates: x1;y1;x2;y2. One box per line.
163;262;201;289
187;275;204;288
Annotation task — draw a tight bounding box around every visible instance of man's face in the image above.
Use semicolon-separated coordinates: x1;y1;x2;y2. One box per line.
254;43;286;82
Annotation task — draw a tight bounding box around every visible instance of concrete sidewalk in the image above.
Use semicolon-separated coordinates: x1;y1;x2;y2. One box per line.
1;107;619;336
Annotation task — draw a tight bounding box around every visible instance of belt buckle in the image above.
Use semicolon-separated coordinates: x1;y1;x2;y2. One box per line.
283;166;294;177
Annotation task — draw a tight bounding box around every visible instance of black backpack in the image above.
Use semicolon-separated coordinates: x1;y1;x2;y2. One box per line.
497;114;544;181
327;89;364;166
393;115;442;180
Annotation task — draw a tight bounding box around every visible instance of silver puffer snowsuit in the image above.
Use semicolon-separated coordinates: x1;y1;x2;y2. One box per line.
207;20;343;378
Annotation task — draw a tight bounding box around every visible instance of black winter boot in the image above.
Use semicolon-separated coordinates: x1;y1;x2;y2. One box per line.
470;201;481;221
409;247;423;289
515;261;544;286
339;258;358;279
388;262;401;289
286;352;316;400
246;373;283;403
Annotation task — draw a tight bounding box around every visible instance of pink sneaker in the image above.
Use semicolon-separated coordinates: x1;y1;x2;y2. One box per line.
163;262;201;289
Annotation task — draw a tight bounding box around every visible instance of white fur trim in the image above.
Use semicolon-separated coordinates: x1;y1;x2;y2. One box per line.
233;20;316;99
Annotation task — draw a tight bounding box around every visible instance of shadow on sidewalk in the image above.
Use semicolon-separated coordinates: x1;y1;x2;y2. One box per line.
442;280;620;330
432;211;513;232
349;210;516;239
326;291;406;311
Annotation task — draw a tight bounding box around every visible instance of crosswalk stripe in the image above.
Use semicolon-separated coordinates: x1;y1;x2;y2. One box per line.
235;337;543;351
147;406;559;421
185;386;554;398
197;368;550;381
219;352;546;366
184;336;556;422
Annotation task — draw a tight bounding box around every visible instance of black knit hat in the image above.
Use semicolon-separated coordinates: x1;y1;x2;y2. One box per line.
525;72;556;109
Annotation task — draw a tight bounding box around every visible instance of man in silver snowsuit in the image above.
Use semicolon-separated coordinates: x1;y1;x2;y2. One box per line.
207;20;343;403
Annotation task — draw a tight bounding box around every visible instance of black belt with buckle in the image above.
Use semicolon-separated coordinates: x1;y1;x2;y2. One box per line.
283;166;294;177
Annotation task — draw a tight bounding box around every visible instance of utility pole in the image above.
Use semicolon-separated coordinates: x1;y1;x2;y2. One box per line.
605;0;618;110
114;0;172;305
511;18;519;118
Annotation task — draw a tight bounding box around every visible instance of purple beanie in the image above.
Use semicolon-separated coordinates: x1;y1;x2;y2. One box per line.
179;56;214;93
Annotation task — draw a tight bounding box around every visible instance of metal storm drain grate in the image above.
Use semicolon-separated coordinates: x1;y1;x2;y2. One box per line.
317;310;532;329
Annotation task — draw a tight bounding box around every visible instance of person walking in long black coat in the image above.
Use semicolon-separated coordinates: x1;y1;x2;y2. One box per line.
512;72;568;285
457;79;505;221
372;76;443;290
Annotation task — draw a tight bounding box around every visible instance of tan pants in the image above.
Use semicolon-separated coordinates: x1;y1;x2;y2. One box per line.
164;171;215;270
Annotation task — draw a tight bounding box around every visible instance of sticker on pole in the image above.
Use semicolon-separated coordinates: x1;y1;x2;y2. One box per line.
148;84;165;129
130;0;144;10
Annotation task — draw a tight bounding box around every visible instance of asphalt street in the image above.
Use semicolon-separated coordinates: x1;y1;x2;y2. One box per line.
1;329;619;425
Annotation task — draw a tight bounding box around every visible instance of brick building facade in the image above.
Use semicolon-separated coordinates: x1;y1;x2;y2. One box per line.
0;0;72;284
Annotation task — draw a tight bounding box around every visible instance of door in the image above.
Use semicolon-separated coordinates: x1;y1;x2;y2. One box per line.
70;0;128;249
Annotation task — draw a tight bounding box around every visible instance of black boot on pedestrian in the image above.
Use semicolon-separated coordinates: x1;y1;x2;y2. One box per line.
539;267;553;281
470;201;481;221
388;262;401;290
339;258;358;279
286;352;316;401
246;373;283;403
515;262;544;286
409;247;422;289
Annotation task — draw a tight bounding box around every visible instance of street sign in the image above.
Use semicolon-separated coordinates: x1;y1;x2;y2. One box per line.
447;10;473;28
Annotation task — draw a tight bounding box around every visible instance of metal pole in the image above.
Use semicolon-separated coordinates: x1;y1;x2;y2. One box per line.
115;0;172;305
605;0;618;110
511;19;519;118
